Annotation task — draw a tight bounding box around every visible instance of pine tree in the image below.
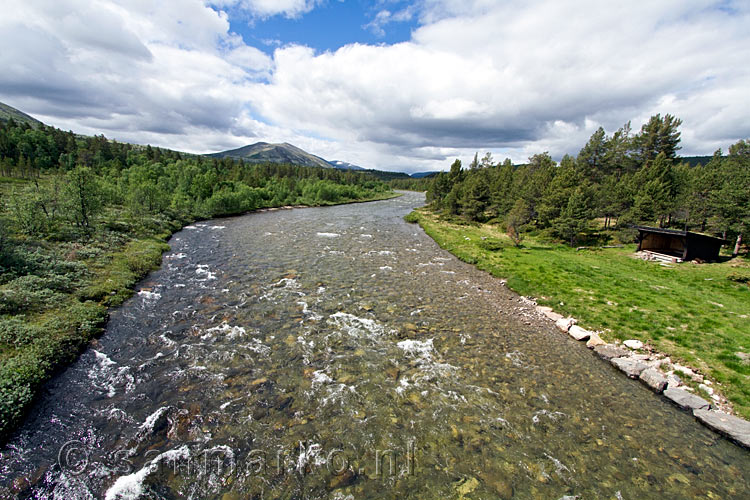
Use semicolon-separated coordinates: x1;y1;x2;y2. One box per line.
553;185;593;246
462;169;491;221
712;140;750;255
538;155;578;227
577;127;607;183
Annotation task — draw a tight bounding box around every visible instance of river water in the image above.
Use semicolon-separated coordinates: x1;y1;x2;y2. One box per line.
1;191;748;499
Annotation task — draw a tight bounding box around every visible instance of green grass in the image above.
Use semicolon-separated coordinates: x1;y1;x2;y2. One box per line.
412;209;750;419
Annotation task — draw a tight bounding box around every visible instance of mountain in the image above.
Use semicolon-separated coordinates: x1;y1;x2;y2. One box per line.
206;142;333;169
410;171;440;178
329;160;365;171
680;155;719;167
0;101;43;128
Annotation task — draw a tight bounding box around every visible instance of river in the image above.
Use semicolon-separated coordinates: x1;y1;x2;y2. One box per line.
1;191;748;499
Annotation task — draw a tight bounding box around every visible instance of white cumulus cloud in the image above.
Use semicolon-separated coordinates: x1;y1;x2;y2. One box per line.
0;0;748;173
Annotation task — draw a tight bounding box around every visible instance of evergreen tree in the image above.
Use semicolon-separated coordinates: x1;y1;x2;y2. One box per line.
634;114;682;167
712;140;750;255
554;185;592;246
462;169;491;221
577;127;607;183
489;158;515;218
629;152;676;226
506;199;531;247
538;155;578;227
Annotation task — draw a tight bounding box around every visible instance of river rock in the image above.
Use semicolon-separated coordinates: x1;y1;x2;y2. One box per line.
328;469;357;489
664;387;711;411
586;333;606;348
455;477;480;498
492;479;513;499
568;325;590;341
610;357;648;378
639;368;668;393
536;306;563;322
623;339;644;350
593;344;629;360
692;409;750;448
555;317;576;333
666;373;682;389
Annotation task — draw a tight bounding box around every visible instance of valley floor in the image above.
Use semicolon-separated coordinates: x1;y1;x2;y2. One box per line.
410;208;750;420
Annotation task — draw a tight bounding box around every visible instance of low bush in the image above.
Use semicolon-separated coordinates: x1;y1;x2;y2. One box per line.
403;211;419;224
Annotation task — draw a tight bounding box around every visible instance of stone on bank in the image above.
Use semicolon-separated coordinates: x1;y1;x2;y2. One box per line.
639;368;668;393
610;357;648;379
664;387;711;411
693;409;750;449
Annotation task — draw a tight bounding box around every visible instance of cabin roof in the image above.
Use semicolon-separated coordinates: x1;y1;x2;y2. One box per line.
633;225;727;244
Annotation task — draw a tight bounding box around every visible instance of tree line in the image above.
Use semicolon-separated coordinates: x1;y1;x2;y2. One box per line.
0;118;391;240
0;118;393;439
426;114;749;255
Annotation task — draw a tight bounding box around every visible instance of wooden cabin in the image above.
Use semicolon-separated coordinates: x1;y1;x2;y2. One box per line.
635;226;726;263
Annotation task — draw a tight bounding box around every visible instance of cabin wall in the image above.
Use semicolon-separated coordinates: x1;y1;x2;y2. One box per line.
685;238;723;261
639;233;686;257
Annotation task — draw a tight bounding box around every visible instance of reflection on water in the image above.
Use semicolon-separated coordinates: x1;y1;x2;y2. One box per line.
1;192;748;499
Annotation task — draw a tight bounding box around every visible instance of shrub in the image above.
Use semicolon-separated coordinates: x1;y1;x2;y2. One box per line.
0;317;45;347
403;212;419;224
478;238;504;252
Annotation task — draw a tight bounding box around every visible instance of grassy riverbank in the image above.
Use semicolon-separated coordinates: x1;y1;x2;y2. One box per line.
0;172;396;441
409;208;750;419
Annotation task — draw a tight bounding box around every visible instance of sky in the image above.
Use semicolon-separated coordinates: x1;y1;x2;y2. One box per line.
1;0;748;174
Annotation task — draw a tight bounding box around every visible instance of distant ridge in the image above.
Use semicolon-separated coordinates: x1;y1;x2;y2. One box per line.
410;171;440;178
206;142;333;169
0;101;42;128
680;155;720;167
329;160;365;171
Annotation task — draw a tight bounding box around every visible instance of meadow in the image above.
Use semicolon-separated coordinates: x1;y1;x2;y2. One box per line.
410;209;750;419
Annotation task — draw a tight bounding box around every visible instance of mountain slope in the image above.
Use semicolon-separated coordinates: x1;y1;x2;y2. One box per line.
410;171;440;178
329;160;365;171
0;101;43;128
207;142;332;169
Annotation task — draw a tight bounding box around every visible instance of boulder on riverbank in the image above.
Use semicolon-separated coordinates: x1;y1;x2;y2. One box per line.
611;357;648;378
555;317;576;332
664;387;711;411
568;325;591;341
693;409;750;448
586;333;606;348
639;368;668;393
593;344;629;360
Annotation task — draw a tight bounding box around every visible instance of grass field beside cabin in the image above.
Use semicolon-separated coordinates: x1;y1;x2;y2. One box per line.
410;209;750;419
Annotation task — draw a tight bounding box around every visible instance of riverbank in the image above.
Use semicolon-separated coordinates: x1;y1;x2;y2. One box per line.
408;208;750;422
0;188;398;442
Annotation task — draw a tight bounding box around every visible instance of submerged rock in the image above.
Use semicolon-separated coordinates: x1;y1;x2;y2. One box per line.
455;477;480;498
492;479;513;499
664;388;711;411
328;469;357;489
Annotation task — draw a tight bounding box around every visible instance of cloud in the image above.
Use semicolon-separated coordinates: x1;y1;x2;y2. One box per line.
1;0;749;174
0;0;272;146
248;0;750;169
364;3;417;37
214;0;323;19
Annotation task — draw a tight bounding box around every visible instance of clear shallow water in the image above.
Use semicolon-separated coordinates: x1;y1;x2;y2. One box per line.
1;191;748;499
